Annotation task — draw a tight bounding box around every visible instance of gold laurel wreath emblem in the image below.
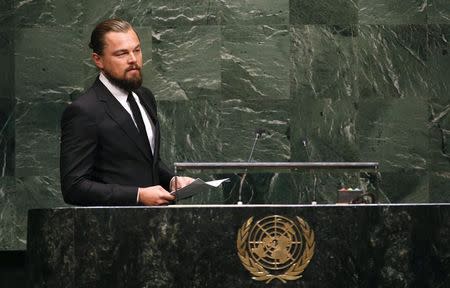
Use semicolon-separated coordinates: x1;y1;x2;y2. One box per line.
236;216;315;283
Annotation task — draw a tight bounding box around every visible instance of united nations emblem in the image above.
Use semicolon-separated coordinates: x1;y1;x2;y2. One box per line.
236;215;315;283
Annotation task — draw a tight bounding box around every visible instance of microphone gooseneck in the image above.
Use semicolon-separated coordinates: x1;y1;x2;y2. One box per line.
238;129;266;204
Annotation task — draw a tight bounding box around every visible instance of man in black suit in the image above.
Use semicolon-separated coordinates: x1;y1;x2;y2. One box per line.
60;19;193;206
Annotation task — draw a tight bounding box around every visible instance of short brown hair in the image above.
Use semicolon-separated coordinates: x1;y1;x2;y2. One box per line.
89;18;135;55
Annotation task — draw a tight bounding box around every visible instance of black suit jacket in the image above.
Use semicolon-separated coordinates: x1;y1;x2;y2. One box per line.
60;77;174;205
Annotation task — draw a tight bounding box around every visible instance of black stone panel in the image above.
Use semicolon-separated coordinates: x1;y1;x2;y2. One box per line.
27;208;74;288
0;250;27;288
27;205;450;288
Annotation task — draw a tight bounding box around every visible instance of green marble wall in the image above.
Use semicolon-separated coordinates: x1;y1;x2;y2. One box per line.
0;0;449;249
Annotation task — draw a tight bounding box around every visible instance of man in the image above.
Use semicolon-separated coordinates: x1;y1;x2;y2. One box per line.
60;18;193;206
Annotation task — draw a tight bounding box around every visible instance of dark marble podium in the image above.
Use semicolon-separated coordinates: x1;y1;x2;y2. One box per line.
27;204;450;288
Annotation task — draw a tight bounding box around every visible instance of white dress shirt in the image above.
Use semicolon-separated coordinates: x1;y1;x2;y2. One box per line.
99;73;155;154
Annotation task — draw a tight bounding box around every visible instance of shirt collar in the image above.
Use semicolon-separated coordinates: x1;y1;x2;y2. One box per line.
99;72;129;100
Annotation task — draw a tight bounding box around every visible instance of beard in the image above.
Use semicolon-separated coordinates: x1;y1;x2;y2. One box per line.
103;66;143;91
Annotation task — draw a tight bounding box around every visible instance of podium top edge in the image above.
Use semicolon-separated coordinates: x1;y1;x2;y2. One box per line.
173;162;379;170
29;203;450;212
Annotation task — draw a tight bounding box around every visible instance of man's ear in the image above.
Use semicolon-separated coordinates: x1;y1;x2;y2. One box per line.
92;53;104;70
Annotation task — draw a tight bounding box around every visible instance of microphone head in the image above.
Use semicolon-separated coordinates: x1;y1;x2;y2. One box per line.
255;128;267;137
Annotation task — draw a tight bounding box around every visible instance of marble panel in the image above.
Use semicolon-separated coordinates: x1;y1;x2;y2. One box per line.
430;172;450;202
218;99;290;162
356;25;428;100
359;0;427;24
80;0;153;27
0;0;14;27
290;0;358;25
0;29;14;100
378;169;429;203
151;25;221;100
151;0;219;26
290;25;359;164
356;97;428;171
290;25;358;102
428;25;450;173
0;177;19;249
0;176;65;250
290;97;359;163
14;0;83;28
222;25;290;100
355;25;429;171
78;25;98;90
161;99;221;163
428;0;450;24
0;99;14;176
153;101;177;167
0;30;15;177
15;27;85;103
219;0;289;25
15;101;65;176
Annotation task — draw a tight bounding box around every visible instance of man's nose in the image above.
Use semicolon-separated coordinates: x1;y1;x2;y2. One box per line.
128;52;137;63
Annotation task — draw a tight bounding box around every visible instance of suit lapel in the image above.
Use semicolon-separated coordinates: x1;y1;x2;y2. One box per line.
93;78;153;163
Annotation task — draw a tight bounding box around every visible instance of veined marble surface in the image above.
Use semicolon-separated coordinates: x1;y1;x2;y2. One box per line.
27;205;450;287
0;0;449;250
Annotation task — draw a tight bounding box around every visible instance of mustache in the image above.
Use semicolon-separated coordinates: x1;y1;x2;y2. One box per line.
126;65;141;72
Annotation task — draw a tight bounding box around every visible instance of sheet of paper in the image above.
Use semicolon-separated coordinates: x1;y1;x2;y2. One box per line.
171;178;229;200
205;178;230;187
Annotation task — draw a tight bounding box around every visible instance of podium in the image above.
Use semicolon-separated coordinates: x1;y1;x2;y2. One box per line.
28;204;450;288
26;163;449;287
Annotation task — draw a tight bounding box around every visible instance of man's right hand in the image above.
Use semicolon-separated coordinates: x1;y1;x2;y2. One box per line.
138;186;175;206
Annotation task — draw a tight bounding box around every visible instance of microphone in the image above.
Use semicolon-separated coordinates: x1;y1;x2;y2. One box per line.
302;137;317;204
238;128;267;204
247;128;267;162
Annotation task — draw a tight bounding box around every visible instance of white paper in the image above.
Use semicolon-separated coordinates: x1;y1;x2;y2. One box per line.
205;178;230;187
171;178;229;200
